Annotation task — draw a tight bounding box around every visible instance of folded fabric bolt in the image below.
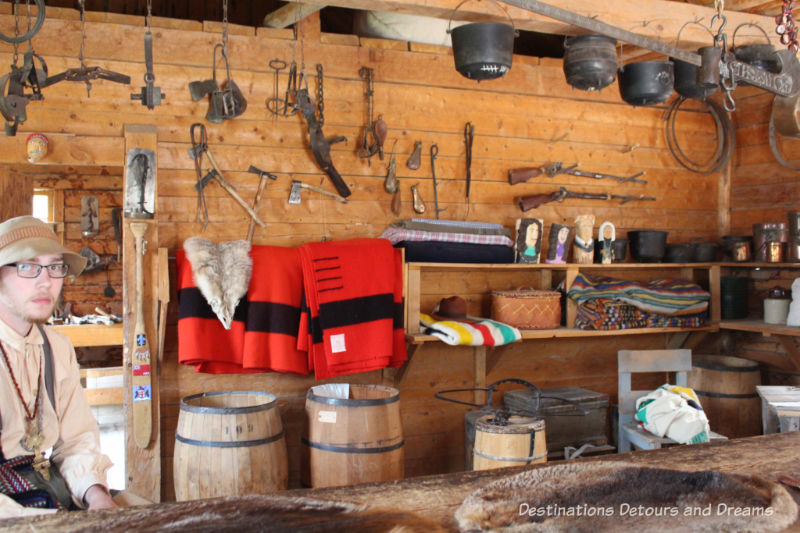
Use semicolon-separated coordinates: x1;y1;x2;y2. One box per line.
379;226;513;247
568;273;710;316
635;384;710;445
420;313;521;346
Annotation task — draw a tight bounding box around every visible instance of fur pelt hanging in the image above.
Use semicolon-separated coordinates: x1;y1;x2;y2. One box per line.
455;461;798;532
183;237;252;330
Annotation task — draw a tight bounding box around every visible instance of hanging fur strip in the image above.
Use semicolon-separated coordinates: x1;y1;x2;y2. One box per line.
183;237;252;330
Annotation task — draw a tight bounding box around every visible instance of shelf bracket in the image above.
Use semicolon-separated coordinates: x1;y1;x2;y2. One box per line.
776;336;800;372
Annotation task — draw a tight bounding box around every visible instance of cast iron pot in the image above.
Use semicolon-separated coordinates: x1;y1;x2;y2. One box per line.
692;242;719;262
665;243;694;263
450;22;515;81
563;34;618;91
629;230;669;263
618;61;674;106
671;54;717;100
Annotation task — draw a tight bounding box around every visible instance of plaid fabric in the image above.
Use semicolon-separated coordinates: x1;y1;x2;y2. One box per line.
380;227;513;247
0;455;55;509
567;273;710;316
420;313;521;346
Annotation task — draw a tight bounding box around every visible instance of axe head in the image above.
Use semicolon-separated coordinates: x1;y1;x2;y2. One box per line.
188;78;219;102
194;169;218;192
288;180;302;205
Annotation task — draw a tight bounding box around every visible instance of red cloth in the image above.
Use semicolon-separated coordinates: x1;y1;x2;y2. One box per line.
177;240;406;379
176;246;308;375
298;238;407;379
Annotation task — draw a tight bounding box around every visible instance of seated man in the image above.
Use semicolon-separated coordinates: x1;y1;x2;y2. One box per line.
0;215;115;517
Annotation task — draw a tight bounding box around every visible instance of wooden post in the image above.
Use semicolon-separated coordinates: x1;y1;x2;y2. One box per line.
122;124;161;503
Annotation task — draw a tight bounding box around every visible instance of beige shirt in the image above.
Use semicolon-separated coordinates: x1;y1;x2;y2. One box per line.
0;319;112;518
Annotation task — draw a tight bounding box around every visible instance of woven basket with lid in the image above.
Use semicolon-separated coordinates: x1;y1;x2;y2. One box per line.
490;289;561;329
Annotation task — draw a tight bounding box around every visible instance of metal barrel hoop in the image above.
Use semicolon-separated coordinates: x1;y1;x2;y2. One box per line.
447;0;518;36
0;0;46;44
665;96;733;174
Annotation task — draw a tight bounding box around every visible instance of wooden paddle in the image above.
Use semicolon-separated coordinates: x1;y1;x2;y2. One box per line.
130;221;152;449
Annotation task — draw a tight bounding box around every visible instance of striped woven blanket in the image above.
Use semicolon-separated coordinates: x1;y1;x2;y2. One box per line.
420;313;521;346
567;273;709;316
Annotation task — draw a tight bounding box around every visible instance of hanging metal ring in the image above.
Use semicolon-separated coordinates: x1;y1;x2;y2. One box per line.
0;0;46;44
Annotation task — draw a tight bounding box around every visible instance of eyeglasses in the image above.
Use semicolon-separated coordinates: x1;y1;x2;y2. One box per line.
6;263;70;279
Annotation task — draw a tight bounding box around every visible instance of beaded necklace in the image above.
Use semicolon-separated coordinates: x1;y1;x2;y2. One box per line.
0;340;51;479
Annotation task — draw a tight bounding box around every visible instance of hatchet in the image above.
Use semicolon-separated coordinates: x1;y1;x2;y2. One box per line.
246;165;277;242
288;180;348;205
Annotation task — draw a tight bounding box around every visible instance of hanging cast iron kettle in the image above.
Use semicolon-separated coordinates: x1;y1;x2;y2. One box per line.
563;34;617;91
451;22;515;81
618;60;674;106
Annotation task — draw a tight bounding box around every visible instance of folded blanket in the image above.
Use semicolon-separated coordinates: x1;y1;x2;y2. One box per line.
298;238;406;380
636;384;710;444
420;313;521;346
392;218;511;236
575;298;708;330
568;273;710;316
380;226;513;247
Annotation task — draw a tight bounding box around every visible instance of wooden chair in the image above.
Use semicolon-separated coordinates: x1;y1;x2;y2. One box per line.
617;349;726;452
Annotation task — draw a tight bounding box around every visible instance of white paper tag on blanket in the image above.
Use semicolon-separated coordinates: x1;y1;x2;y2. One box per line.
330;333;346;353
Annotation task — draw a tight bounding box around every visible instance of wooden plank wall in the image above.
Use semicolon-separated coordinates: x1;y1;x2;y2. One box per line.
0;8;732;500
729;87;800;382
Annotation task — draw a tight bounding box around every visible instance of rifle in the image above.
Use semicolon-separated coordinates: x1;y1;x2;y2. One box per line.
509;162;647;185
517;187;656;211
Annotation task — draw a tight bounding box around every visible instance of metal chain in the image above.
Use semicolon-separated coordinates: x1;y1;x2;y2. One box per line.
78;0;87;68
12;0;20;65
316;63;324;126
221;0;228;52
146;0;153;31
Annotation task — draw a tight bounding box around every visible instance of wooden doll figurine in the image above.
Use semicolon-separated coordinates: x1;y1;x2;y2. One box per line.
573;214;595;264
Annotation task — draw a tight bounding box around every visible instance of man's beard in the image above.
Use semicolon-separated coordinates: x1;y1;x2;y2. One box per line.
0;285;55;325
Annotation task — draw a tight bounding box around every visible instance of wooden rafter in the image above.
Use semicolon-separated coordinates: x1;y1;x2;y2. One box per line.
263;2;326;28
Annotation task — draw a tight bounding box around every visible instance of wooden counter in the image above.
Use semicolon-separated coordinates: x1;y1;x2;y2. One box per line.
4;433;799;532
50;323;123;347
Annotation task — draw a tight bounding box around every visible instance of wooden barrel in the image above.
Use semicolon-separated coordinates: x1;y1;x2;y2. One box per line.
473;414;547;471
688;355;761;438
173;391;288;501
302;384;404;488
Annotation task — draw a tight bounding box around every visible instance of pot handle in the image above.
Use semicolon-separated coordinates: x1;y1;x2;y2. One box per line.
674;19;715;48
619;22;664;67
731;22;772;51
447;0;518;36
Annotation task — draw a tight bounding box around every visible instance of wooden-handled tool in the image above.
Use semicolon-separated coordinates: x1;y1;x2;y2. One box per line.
130;221;152;449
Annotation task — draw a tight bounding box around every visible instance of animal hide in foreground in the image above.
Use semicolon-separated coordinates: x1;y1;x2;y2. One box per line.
1;494;447;532
183;237;252;330
455;461;798;532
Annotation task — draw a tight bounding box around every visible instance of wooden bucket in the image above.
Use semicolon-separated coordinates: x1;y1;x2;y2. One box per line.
688;355;762;438
473;414;547;470
173;391;288;501
302;384;404;488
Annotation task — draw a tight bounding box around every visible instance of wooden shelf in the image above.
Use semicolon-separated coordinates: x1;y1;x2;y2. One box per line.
408;325;718;345
719;319;800;337
51;323;124;347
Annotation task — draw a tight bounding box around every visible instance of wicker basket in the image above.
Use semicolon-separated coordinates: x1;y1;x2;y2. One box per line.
490;289;561;329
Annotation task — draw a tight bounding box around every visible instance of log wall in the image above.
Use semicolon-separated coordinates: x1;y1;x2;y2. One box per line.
0;6;761;501
728;87;800;384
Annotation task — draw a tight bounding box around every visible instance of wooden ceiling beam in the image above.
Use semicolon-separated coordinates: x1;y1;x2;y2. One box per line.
282;0;782;49
263;2;326;28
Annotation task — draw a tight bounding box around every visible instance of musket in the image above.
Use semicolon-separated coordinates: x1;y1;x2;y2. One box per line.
517;187;657;211
509;162;647;185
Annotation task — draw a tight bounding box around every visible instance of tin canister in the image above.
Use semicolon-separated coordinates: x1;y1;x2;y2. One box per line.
753;223;789;262
764;241;786;263
788;210;800;236
788;236;800;263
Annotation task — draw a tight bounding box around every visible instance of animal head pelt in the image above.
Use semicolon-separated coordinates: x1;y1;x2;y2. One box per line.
183;237;252;330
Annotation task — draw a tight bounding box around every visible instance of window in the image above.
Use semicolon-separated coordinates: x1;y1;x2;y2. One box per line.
32;188;54;222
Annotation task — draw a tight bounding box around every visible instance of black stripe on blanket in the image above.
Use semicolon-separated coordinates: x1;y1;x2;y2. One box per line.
179;288;301;335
